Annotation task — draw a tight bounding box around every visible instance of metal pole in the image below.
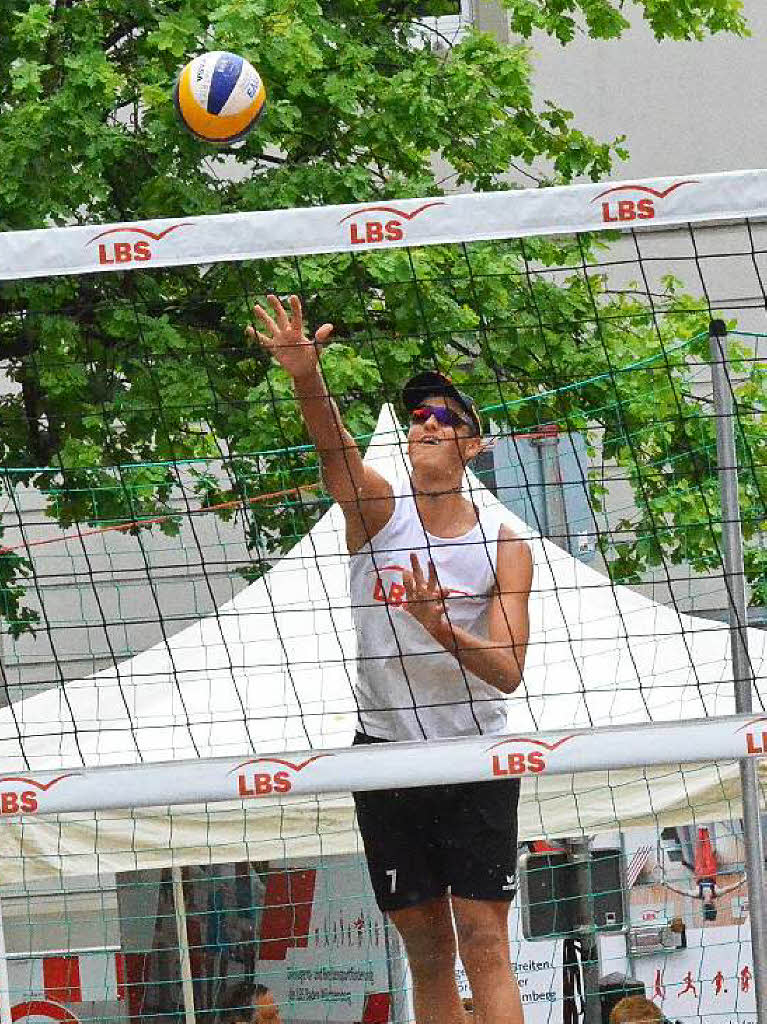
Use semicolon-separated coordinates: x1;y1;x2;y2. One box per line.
0;897;13;1024
532;426;570;549
171;866;197;1024
570;838;602;1024
709;319;767;1023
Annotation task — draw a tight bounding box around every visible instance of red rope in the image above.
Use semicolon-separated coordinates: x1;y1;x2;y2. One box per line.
0;484;319;555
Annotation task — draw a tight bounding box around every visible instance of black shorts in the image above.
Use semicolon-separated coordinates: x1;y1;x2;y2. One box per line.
352;732;520;913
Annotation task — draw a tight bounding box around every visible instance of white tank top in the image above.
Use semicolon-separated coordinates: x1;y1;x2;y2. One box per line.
349;483;512;740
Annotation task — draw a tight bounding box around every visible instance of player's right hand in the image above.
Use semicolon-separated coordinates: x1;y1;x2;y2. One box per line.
246;294;334;381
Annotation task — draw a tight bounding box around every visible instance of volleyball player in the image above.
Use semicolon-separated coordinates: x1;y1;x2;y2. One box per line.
249;295;533;1024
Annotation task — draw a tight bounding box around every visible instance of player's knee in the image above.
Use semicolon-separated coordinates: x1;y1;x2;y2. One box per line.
410;945;457;981
457;920;509;975
401;930;456;978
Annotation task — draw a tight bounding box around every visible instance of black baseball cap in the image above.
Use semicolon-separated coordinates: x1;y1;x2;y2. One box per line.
402;370;482;435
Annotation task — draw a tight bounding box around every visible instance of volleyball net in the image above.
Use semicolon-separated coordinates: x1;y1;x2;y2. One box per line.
0;169;765;1023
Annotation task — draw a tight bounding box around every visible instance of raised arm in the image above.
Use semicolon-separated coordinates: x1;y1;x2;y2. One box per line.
247;295;393;547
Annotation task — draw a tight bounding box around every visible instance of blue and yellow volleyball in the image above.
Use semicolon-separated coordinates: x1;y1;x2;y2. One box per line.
173;51;266;144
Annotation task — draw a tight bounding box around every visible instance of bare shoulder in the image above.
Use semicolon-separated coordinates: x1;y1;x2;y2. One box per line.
343;464;395;552
496;524;533;590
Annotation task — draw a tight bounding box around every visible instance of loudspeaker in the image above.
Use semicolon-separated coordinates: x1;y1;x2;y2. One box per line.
519;847;626;941
590;848;626;932
518;851;578;940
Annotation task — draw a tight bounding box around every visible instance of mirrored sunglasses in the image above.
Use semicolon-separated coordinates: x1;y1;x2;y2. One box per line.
411;404;471;429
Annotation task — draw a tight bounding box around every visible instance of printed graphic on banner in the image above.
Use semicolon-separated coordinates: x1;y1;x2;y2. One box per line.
8;951;122;1022
0;773;81;816
10;1000;81;1023
230;754;331;799
260;856;390;1023
735;715;767;755
85;223;192;266
627;823;756;1024
592;180;699;224
3;168;767;281
486;734;575;777
634;926;756;1024
338;201;445;246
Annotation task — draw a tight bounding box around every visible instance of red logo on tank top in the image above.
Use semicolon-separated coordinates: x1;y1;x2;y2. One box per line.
369;565;472;606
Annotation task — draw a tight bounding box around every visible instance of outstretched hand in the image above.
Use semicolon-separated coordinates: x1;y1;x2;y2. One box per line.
402;552;450;640
246;294;334;380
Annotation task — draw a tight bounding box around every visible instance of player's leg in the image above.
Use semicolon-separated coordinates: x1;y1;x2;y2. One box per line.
354;785;464;1023
389;895;466;1024
452;896;523;1024
352;745;463;1024
438;776;522;1024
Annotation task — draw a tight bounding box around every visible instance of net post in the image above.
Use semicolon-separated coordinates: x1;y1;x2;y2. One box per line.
708;318;767;1023
570;838;602;1024
530;427;569;547
171;866;197;1024
0;897;12;1024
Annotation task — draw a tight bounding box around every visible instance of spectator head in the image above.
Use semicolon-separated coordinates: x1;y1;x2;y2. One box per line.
610;996;663;1024
223;982;281;1024
253;984;282;1024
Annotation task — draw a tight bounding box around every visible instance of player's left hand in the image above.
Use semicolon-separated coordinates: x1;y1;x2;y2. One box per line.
402;553;450;640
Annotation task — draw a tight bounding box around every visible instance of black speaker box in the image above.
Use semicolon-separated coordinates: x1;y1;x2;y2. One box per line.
590;847;626;932
518;851;578;939
518;847;626;941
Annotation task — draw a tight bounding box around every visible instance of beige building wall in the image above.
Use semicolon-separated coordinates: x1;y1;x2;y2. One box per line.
436;0;767;179
527;0;767;181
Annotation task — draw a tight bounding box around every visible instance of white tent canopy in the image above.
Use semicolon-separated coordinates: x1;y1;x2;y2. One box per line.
0;406;765;882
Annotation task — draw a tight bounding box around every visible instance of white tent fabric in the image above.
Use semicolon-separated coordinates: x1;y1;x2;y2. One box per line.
0;405;765;882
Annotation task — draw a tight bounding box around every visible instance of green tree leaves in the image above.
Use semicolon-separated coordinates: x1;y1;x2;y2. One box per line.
502;0;747;43
0;0;760;639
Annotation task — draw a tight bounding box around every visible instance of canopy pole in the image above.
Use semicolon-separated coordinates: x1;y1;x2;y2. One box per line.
171;867;197;1024
0;897;13;1024
709;320;767;1024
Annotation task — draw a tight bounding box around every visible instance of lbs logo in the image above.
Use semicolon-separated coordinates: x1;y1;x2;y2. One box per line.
231;755;329;799
486;735;575;777
0;773;78;816
491;752;545;776
592;180;698;224
737;716;767;755
370;565;470;607
338;201;445;246
86;223;191;266
746;730;767;755
1;789;38;814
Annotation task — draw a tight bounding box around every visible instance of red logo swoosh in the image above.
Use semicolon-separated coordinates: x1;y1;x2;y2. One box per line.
591;180;699;203
338;202;445;225
735;716;767;733
86;223;192;244
0;772;81;791
229;754;330;774
485;735;575;753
